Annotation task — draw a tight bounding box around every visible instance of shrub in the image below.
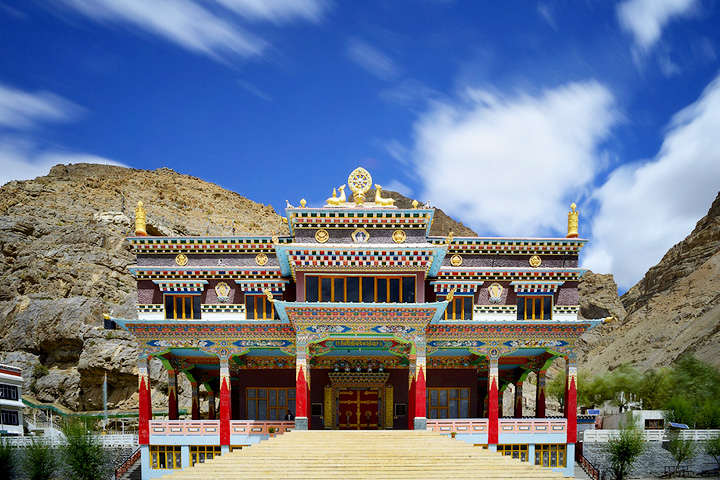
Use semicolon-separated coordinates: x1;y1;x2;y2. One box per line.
20;437;57;480
603;415;645;480
62;421;111;480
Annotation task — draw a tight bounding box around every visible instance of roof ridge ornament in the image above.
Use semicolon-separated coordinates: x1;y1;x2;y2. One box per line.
348;167;372;205
134;201;147;236
567;203;579;238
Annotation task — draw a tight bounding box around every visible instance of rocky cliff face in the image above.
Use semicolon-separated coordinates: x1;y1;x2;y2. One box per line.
0;164;286;411
579;191;720;373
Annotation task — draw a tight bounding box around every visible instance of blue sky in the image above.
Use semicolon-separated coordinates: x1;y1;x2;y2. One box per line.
1;0;719;292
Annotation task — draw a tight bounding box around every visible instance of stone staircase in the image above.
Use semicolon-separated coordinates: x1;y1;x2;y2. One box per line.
160;430;566;479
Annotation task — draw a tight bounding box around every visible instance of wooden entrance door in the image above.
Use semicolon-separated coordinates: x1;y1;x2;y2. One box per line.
338;389;379;429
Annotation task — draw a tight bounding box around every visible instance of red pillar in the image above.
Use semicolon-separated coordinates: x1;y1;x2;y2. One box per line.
167;369;178;421
415;364;426;421
138;356;151;445
565;357;578;443
191;381;200;420
536;369;547;418
220;359;231;445
296;363;309;419
488;357;499;445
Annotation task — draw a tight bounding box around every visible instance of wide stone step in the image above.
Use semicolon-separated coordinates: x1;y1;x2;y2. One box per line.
160;431;565;479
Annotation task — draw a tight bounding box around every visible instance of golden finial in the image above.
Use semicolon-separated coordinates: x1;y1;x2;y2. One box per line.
300;199;307;208
446;287;457;302
348;167;372;205
411;199;419;209
263;288;274;303
445;231;454;246
326;185;346;206
102;312;110;320
567;203;579;238
134;201;147;236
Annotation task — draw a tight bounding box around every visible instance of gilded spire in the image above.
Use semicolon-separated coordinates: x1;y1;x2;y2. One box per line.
134;201;147;237
567;203;579;238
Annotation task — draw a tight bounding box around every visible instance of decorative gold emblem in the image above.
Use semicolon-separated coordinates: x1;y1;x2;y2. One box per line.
348;167;372;205
446;287;457;302
175;254;188;266
263;288;274;302
411;200;419;209
255;253;269;266
529;255;542;267
271;235;279;244
488;283;503;303
315;229;329;243
374;184;395;206
215;282;231;302
326;185;346;206
450;254;463;266
351;227;369;243
300;199;307;208
445;231;454;246
134;201;147;236
567;203;579;238
392;229;406;244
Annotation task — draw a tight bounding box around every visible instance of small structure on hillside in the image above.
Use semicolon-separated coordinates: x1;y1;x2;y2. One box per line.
0;364;24;436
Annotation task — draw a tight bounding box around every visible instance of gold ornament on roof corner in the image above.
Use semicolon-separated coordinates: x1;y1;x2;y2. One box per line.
315;229;329;243
450;254;463;266
567;203;579;238
255;253;269;266
271;235;279;245
411;200;419;209
348;167;372;205
445;231;454;246
134;201;147;236
300;199;307;208
326;185;346;206
374;184;395;206
392;229;406;244
175;254;188;266
529;255;542;267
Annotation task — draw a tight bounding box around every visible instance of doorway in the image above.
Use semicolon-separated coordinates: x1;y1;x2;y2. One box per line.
338;389;379;429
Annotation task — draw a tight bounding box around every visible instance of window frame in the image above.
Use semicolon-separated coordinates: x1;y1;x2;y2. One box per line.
517;295;553;320
190;445;221;466
246;387;296;420
426;388;470;419
150;445;182;470
305;275;416;303
440;295;474;320
164;294;201;320
0;384;18;400
535;444;566;468
497;444;529;462
245;294;278;320
0;410;19;426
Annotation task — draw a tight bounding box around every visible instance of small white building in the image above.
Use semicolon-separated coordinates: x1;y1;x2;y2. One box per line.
0;364;24;436
602;410;665;430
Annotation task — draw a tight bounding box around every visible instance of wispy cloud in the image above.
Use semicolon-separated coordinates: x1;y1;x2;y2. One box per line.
0;83;81;130
345;38;400;81
0;84;123;187
54;0;329;62
408;82;617;236
583;73;720;290
617;0;697;51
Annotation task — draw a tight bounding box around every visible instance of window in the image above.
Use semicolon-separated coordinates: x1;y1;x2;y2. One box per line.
190;446;221;466
246;295;278;320
498;444;528;462
0;384;18;400
535;444;566;468
164;295;201;320
150;445;181;470
517;296;552;320
246;388;296;420
645;419;664;430
441;296;473;320
0;410;19;426
305;275;416;303
427;388;470;419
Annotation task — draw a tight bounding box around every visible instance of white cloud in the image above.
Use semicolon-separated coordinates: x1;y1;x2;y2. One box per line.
584;74;720;290
0;84;124;187
56;0;328;61
346;38;400;81
0;83;81;130
617;0;697;51
382;180;413;198
410;82;617;236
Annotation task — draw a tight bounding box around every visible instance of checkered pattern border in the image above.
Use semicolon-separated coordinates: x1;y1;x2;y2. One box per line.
152;280;208;292
510;281;564;294
236;280;289;294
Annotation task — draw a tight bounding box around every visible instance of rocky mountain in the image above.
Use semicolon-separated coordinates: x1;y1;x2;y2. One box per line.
1;163;717;413
579;191;720;373
0;164;286;411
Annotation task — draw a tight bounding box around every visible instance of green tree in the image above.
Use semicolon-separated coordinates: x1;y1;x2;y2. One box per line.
666;434;697;475
665;396;697;428
62;421;111;480
20;437;57;480
603;414;645;480
605;363;641;412
546;372;566;410
705;435;720;471
0;439;16;479
636;367;672;409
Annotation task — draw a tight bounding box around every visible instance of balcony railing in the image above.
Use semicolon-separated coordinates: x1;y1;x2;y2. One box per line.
426;418;567;435
149;420;219;436
581;429;720;443
230;420;294;435
426;419;488;434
